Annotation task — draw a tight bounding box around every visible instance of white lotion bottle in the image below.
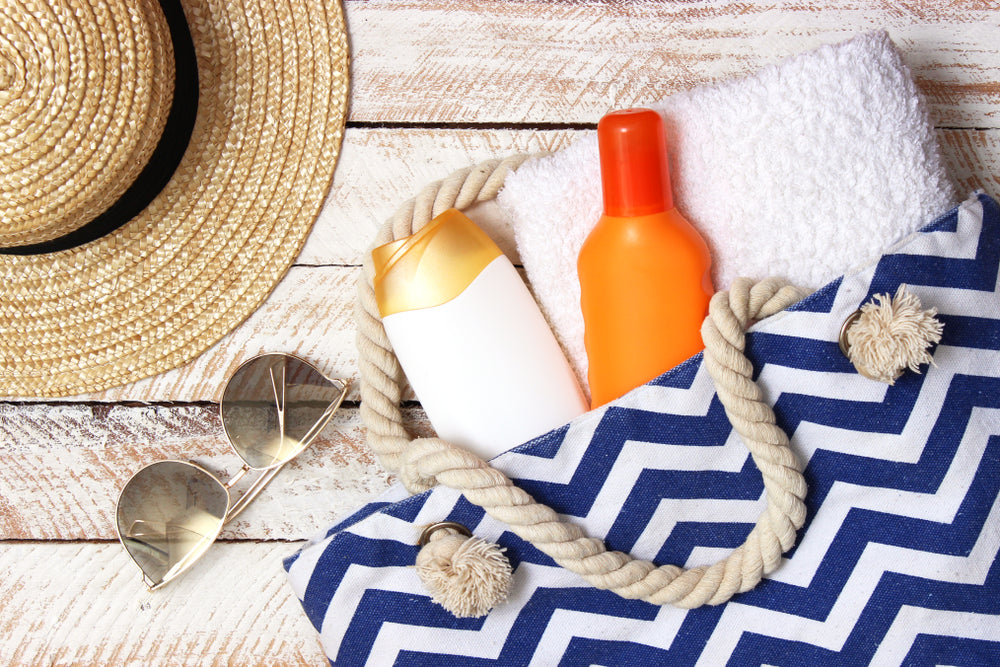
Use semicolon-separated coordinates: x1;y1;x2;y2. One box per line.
372;208;588;460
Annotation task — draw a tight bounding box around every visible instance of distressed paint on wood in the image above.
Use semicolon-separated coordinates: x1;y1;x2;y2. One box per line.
298;127;579;265
345;1;1000;127
0;542;327;666
0;403;441;541
940;128;1000;194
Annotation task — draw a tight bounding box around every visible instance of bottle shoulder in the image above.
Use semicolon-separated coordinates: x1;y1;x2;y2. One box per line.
580;209;711;259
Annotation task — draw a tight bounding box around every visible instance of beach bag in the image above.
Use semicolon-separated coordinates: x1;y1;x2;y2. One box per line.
286;191;1000;665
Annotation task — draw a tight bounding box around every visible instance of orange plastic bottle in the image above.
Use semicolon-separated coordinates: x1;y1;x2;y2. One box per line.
579;108;713;407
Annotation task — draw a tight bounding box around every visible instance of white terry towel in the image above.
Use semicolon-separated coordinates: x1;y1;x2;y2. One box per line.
497;31;957;393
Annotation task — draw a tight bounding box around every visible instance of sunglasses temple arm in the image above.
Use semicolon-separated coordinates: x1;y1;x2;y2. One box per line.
224;462;285;524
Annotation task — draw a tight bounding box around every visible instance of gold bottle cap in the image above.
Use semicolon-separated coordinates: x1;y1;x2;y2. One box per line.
372;208;503;317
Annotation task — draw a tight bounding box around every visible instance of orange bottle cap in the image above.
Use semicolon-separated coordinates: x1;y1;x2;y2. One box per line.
597;108;673;217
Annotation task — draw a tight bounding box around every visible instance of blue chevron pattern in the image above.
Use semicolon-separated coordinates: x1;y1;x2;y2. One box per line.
286;193;1000;666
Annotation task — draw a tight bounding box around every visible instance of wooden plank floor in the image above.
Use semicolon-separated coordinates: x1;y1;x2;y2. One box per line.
2;1;999;664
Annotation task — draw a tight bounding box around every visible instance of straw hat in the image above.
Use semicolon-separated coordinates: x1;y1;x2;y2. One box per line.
0;0;349;396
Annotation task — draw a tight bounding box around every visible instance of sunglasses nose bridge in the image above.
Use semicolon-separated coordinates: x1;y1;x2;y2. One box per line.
222;463;252;489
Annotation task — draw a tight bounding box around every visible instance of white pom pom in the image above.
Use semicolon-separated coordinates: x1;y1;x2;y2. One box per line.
844;284;944;384
414;530;512;618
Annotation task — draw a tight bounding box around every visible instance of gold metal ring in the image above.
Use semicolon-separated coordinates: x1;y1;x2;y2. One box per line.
839;309;863;358
418;521;472;547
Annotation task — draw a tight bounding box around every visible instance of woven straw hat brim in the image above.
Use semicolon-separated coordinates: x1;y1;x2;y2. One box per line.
0;0;349;397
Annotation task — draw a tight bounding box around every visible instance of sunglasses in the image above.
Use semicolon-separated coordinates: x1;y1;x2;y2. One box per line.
115;353;348;590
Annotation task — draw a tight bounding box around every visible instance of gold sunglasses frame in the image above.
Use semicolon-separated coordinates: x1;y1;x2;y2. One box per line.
115;353;349;591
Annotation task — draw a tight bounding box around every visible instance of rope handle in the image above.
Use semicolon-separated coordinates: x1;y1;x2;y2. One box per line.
355;154;813;612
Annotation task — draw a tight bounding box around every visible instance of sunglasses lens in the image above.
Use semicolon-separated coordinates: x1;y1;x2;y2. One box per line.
116;461;229;589
221;354;346;469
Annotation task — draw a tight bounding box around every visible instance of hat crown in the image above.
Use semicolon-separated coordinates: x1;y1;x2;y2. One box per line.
0;0;350;397
0;0;175;248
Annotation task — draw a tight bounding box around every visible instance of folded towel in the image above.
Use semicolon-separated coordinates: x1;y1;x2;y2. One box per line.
497;31;957;394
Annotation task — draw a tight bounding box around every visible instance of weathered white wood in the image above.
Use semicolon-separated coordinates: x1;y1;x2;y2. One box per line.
299;128;578;265
940;128;1000;194
0;541;328;666
0;403;440;541
344;0;1000;127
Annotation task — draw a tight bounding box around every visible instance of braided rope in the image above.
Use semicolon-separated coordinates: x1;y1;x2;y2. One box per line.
356;156;809;607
